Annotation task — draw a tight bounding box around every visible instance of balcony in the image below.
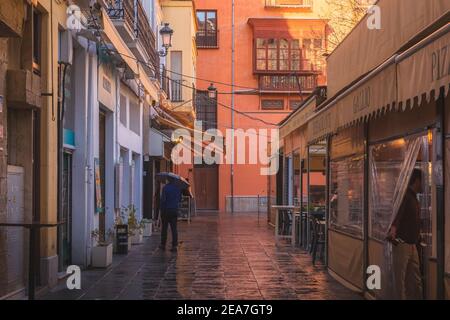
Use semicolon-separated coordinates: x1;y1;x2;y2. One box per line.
106;0;158;77
259;75;318;93
265;0;313;8
171;79;183;102
161;65;170;99
196;30;219;49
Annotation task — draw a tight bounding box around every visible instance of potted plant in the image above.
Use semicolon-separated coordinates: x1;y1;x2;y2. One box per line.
91;228;113;268
142;218;153;237
124;205;144;245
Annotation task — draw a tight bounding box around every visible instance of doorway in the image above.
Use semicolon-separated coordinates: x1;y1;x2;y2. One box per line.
99;111;106;240
194;165;218;210
58;151;73;271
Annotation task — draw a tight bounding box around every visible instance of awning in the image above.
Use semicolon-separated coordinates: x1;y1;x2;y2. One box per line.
307;59;397;143
279;96;316;140
396;23;450;108
326;0;450;98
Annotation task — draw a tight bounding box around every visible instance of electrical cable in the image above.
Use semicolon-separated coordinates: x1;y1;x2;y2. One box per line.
86;10;279;127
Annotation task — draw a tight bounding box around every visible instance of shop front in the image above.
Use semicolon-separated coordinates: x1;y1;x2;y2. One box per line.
301;22;450;299
276;93;320;244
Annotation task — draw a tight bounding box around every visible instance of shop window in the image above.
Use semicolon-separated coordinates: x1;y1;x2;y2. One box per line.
329;156;364;237
261;99;284;110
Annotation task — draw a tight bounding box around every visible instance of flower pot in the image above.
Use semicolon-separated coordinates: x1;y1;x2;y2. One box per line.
91;243;113;268
131;232;143;245
143;222;153;237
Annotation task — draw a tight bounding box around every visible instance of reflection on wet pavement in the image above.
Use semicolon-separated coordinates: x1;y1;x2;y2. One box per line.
41;212;362;300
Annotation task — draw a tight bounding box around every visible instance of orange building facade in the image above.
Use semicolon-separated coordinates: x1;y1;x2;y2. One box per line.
193;0;328;212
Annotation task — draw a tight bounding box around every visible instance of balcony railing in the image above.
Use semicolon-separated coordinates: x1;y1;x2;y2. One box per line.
259;75;318;92
106;0;134;30
107;0;158;76
196;30;219;48
161;65;170;99
265;0;313;8
171;79;183;102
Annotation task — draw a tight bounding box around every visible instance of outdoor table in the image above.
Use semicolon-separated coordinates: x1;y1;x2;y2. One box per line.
0;221;63;300
272;205;300;247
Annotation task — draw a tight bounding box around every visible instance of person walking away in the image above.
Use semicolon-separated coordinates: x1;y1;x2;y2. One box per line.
387;168;424;300
160;177;182;252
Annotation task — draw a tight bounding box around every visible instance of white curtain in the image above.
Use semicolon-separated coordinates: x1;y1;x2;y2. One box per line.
370;135;427;299
383;136;423;299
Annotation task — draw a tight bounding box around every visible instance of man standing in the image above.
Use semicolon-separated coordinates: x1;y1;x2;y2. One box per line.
388;168;424;300
160;177;182;252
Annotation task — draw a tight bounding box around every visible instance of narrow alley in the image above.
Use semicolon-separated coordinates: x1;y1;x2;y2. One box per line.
41;213;360;300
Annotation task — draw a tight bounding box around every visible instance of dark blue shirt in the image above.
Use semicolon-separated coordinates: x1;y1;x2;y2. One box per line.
160;182;182;210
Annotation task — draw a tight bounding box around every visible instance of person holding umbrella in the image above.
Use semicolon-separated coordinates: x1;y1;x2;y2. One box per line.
158;173;189;252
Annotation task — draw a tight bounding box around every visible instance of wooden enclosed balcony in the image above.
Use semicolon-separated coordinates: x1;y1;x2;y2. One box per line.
265;0;313;8
259;74;318;93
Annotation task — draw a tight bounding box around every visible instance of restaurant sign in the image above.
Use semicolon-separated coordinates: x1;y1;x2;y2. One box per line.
307;63;396;143
397;24;450;105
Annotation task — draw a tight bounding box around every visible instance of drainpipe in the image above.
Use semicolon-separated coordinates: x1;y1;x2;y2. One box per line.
85;46;97;266
230;0;235;214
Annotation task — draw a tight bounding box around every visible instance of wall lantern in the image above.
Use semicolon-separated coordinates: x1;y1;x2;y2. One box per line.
159;23;174;57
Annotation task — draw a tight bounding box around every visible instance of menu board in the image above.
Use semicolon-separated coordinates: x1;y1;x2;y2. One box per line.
116;224;128;255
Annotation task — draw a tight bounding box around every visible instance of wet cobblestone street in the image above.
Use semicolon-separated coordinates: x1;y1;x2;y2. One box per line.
41;213;362;300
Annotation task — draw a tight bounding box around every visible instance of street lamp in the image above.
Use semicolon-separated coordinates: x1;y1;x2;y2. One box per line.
159;23;173;57
208;83;217;99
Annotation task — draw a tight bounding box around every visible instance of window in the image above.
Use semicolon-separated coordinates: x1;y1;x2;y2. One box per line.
302;38;324;71
329;126;365;237
265;0;314;7
120;94;127;127
170;51;183;102
261;99;284;110
196;10;218;48
195;91;217;131
129;99;140;135
290;100;302;110
255;38;301;72
329;157;364;237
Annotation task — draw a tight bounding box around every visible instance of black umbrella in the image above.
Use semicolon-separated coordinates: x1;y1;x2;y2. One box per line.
156;172;190;190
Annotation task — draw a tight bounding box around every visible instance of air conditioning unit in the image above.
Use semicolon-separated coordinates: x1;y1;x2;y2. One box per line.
59;30;73;65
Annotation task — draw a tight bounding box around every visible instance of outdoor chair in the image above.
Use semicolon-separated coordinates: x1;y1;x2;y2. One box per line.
311;214;326;265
